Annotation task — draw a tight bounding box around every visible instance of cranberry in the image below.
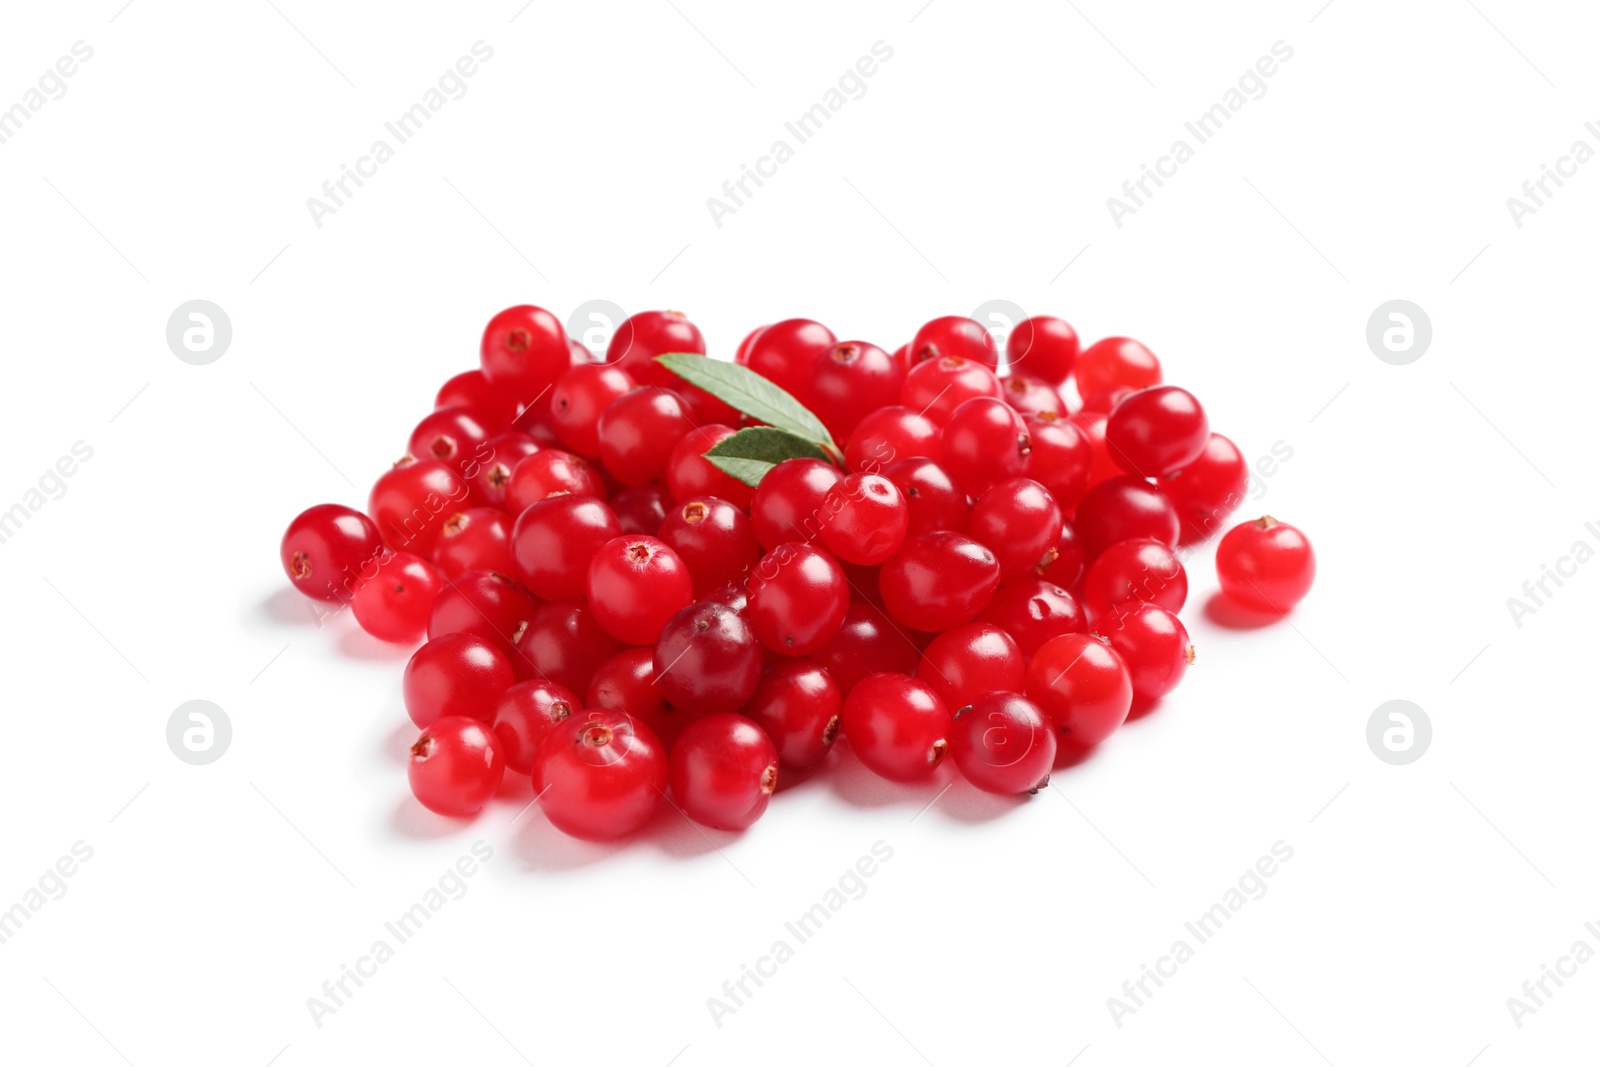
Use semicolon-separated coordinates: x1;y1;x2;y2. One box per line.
1036;521;1086;588
808;341;905;440
588;647;683;750
424;572;535;665
597;387;697;486
515;599;622;694
479;305;572;409
469;433;541;510
979;577;1087;657
351;551;443;643
1074;476;1180;560
653;600;762;715
966;477;1062;578
749;458;841;551
667;713;779;830
369;457;470;556
608;481;674;536
1069;411;1123;487
586;535;694;645
511;494;622;600
280;503;386;602
1025;633;1132;750
1105;385;1210;477
607;309;705;387
1161;433;1250;544
1024;415;1092;508
819;473;909;566
666;424;755;509
899;355;1002;424
840;673;949;783
408;716;505;817
550;363;634;456
918;621;1024;713
436;369;516;432
403;633;515;728
882;457;969;536
432;507;516;578
657;497;761;597
1100;602;1192;702
910;315;998;369
949;692;1057;795
1082;538;1188;619
735;324;767;365
746;542;849;656
736;318;836;402
1001;373;1067;419
744;659;842;771
533;708;667;840
1006;316;1079;384
408;407;490;468
813;599;920;692
1075;336;1162;399
940;397;1030;497
491;678;578;774
1215;516;1316;613
879;532;1000;633
505;449;605;512
844;406;941;472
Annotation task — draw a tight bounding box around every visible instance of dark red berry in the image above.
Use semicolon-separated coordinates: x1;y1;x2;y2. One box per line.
653;600;763;715
596;387;697;487
940;397;1030;497
515;599;623;697
966;477;1062;578
657;497;761;597
1074;476;1179;560
808;341;905;440
609;482;674;536
979;577;1087;658
588;647;683;751
813;599;920;693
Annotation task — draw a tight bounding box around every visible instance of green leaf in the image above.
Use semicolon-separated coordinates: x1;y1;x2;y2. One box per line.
655;353;835;447
702;426;834;487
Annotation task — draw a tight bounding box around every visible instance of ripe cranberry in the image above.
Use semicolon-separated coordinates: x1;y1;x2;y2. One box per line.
432;507;516;578
408;717;505;817
840;673;949;782
469;433;541;510
1006;315;1079;384
1216;516;1316;613
588;647;683;750
813;599;920;692
666;424;755;509
1075;336;1162;399
609;482;672;536
910;315;998;369
1082;538;1188;619
511;495;621;600
1025;633;1133;750
550;363;635;456
515;599;622;693
479;305;572;408
586;535;694;645
1074;476;1180;560
369;457;470;556
658;497;761;597
899;355;1002;424
1036;521;1086;588
653;601;762;714
879;532;1000;633
407;406;490;468
597;387;697;486
1105;385;1210;477
403;633;515;728
491;678;578;774
808;341;905;440
607;309;705;387
736;318;836;402
966;478;1062;578
1069;411;1122;487
735;325;767;365
280;503;386;602
1080;385;1138;414
1001;373;1067;419
427;570;538;660
668;713;779;830
819;473;909;566
949;692;1057;795
747;542;849;655
744;659;842;771
1161;433;1250;544
350;551;442;643
437;369;516;432
940;397;1030;497
845;406;941;472
1101;602;1192;702
505;449;605;512
980;577;1087;658
1024;415;1092;508
749;458;842;551
918;621;1024;712
882;457;968;536
533;708;667;840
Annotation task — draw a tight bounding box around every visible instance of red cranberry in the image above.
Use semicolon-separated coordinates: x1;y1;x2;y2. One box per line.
469;433;541;510
427;570;537;660
940;397;1030;497
1006;315;1079;384
882;457;968;536
966;477;1062;578
409;717;505;817
280;503;386;603
744;659;842;771
491;678;578;774
899;355;1002;424
845;406;941;472
840;673;949;782
515;599;622;693
1025;633;1132;750
979;577;1087;658
436;369;516;432
1075;336;1162;398
1036;521;1086;588
878;532;1001;633
749;458;841;551
746;543;849;656
511;495;622;600
609;482;674;536
505;449;605;512
813;599;920;693
910;315;998;369
403;633;515;728
653;601;763;715
588;647;683;751
917;621;1024;713
369;457;470;556
1074;476;1180;560
1161;433;1250;544
1105;385;1210;477
408;407;490;468
818;473;910;566
736;318;835;402
533;708;667;840
586;535;694;646
808;341;905;440
432;507;516;578
1100;602;1192;702
1082;538;1188;619
949;692;1057;795
1215;516;1316;613
657;497;761;597
1001;373;1067;419
597;387;697;486
606;309;705;388
479;305;572;409
667;713;779;830
1024;415;1092;508
665;424;755;509
550;363;635;456
351;551;443;643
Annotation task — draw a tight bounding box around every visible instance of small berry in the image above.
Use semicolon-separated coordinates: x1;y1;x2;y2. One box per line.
436;369;516;432
1101;603;1193;702
597;387;697;486
1082;538;1188;619
657;497;761;597
408;407;490;468
1006;316;1079;384
432;507;516;578
1104;385;1210;477
813;600;921;693
479;305;572;408
1036;520;1086;588
469;433;541;510
550;363;635;456
882;457;968;536
808;341;905;440
369;458;470;556
940;397;1030;497
819;473;910;566
1216;516;1315;613
491;678;579;774
746;543;849;656
966;477;1062;578
979;577;1087;658
505;449;605;512
666;424;755;509
744;659;842;771
910;315;998;369
917;622;1025;713
533;708;667;840
1001;373;1067;419
409;716;505;817
749;458;843;551
840;673;949;783
736;318;836;402
606;309;705;388
1074;336;1162;399
511;495;622;600
949;692;1056;795
653;601;763;715
403;633;515;728
845;406;941;472
515;599;623;693
1024;415;1092;509
879;532;1001;633
1025;633;1133;750
609;482;674;536
667;713;780;830
586;536;695;646
427;570;537;660
1161;433;1250;544
280;503;386;603
899;355;1002;424
1074;476;1180;560
588;647;682;750
351;551;444;643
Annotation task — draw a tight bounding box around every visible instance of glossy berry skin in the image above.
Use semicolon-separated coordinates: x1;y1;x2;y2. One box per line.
1006;315;1080;384
505;449;605;513
606;309;705;388
1082;538;1188;619
747;543;849;656
666;424;754;509
432;507;516;578
736;317;836;403
1216;516;1316;613
814;600;920;693
668;713;780;831
840;673;950;783
533;708;667;841
1001;373;1067;419
845;406;941;472
1069;411;1122;487
900;355;1002;424
1080;385;1138;415
609;482;673;536
1074;476;1180;560
369;458;470;556
1162;433;1250;544
597;387;697;486
808;341;905;440
749;458;842;551
979;578;1087;658
657;497;761;597
910;315;998;369
510;495;621;600
491;678;578;774
408;407;490;467
735;325;767;365
480;305;573;407
515;599;622;692
408;717;505;817
351;551;444;643
1105;385;1210;477
280;503;386;602
820;474;909;566
744;659;842;771
470;433;541;510
1025;633;1133;750
1075;337;1162;399
587;647;682;751
427;570;537;660
586;536;695;646
966;478;1062;578
653;601;762;715
940;397;1030;497
1101;602;1192;702
879;532;1001;633
403;633;516;728
550;363;635;456
917;622;1024;713
1024;416;1093;509
1036;521;1086;588
949;692;1057;795
882;457;969;536
437;369;516;433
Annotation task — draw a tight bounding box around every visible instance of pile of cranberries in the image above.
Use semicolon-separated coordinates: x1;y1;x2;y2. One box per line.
278;307;1316;840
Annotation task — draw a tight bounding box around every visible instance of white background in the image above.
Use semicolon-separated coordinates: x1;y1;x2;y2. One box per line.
0;1;1595;1064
